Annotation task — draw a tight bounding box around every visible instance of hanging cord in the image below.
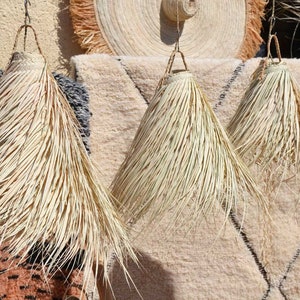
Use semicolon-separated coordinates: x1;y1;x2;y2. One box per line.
266;34;282;62
260;0;282;78
265;0;276;61
168;0;188;72
158;0;188;89
268;0;276;39
11;24;45;61
24;0;31;50
175;0;180;52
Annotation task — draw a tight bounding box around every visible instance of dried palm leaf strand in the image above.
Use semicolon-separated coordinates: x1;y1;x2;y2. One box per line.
227;36;300;172
112;66;265;227
0;48;134;286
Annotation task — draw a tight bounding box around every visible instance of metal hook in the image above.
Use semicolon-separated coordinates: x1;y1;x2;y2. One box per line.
24;0;31;25
176;0;180;51
23;0;31;51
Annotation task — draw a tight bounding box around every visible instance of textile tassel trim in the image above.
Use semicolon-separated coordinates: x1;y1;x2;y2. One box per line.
0;25;135;288
111;49;266;228
227;35;300;176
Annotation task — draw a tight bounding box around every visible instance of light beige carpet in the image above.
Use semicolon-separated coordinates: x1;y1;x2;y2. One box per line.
71;54;300;300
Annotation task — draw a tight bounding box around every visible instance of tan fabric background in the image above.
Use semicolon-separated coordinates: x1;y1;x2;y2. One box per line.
72;55;300;300
0;0;83;73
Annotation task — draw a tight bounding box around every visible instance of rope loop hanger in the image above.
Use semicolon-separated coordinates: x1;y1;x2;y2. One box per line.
266;34;282;63
259;0;283;77
159;0;189;89
260;34;283;79
265;0;282;63
167;0;188;72
13;25;44;57
7;2;46;69
10;1;44;58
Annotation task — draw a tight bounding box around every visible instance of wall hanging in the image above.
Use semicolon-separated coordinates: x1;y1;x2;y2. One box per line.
69;0;266;60
0;25;135;295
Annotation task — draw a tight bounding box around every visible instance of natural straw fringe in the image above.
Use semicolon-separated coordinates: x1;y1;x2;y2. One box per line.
237;0;267;60
69;0;114;54
112;70;266;228
0;51;135;289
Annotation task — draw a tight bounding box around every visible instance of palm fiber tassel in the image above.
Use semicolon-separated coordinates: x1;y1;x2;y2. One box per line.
112;50;266;227
0;25;135;289
227;35;300;182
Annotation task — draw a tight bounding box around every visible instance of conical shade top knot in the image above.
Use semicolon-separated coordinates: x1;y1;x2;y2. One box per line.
265;62;287;74
7;52;45;73
166;70;193;84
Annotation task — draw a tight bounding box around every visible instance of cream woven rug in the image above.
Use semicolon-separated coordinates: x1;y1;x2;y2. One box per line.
72;54;300;300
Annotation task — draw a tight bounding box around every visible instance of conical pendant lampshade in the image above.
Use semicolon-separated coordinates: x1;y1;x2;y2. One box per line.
0;25;134;284
112;51;266;227
227;35;300;177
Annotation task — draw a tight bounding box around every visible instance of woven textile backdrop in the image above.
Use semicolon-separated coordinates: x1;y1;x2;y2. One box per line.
71;54;300;300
